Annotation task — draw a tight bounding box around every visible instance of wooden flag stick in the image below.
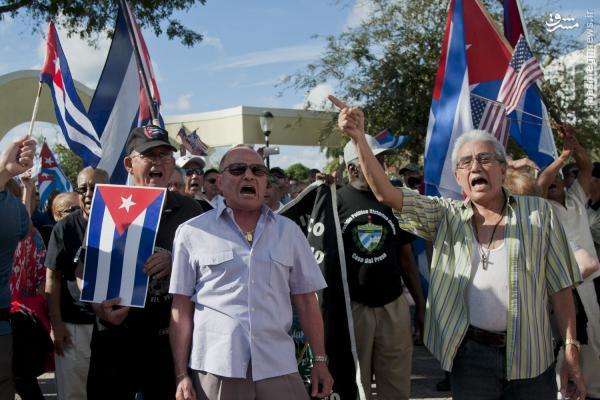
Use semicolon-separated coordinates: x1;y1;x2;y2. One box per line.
27;82;43;138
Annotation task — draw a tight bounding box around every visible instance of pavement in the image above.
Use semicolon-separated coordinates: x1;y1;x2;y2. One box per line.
36;345;452;399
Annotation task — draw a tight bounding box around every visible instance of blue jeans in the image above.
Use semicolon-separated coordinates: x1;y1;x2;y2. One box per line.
450;338;557;400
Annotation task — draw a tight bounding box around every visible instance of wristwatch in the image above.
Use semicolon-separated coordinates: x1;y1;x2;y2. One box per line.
565;338;581;352
313;355;329;364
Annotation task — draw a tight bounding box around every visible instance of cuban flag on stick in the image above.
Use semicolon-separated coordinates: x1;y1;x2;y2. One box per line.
37;142;73;211
374;128;410;150
89;1;162;184
81;185;166;307
40;22;102;167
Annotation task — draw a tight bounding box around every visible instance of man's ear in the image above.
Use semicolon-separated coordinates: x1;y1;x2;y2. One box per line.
123;156;133;174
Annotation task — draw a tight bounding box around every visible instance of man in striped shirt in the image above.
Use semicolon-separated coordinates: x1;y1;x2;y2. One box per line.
329;96;586;400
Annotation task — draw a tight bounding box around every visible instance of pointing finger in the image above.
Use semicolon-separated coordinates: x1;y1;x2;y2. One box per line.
328;95;348;110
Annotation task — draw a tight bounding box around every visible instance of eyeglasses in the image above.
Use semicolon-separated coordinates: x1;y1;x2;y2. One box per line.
206;178;217;184
131;151;173;165
184;168;203;177
456;152;502;170
221;163;268;177
74;185;95;196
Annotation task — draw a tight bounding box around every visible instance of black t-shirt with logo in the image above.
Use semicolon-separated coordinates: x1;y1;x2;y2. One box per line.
337;184;414;307
45;209;96;324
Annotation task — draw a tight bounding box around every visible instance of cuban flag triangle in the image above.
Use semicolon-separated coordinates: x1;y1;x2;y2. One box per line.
81;184;166;307
374;128;410;150
88;2;162;184
40;22;102;167
37;142;73;211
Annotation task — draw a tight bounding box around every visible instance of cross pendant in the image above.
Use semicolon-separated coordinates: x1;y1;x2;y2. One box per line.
481;254;489;270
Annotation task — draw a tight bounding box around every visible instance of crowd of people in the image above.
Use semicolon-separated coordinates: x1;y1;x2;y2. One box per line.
0;95;598;400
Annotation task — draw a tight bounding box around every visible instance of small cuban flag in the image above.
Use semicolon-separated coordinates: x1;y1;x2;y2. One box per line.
374;128;410;150
81;184;166;307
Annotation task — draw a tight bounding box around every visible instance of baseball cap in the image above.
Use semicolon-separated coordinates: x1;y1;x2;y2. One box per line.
399;163;420;174
176;155;206;170
343;135;389;164
126;125;177;155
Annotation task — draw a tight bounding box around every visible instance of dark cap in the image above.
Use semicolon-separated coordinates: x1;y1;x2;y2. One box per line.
125;125;177;155
593;162;600;179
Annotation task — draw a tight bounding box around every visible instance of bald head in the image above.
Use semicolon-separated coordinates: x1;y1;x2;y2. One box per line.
219;145;263;171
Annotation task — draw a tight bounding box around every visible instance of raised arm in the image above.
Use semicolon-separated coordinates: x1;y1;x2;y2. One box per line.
328;95;404;210
537;133;574;197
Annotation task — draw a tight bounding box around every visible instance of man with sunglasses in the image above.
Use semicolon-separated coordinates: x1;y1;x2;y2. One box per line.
45;166;109;400
170;145;333;400
330;95;585;400
202;168;221;208
176;155;205;196
86;126;206;400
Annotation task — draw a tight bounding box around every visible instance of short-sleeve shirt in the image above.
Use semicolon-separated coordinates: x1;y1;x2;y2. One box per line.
337;184;414;307
45;209;95;324
170;198;327;380
11;227;46;300
0;191;29;335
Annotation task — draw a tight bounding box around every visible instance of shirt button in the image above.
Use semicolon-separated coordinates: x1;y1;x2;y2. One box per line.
251;280;255;284
251;307;255;312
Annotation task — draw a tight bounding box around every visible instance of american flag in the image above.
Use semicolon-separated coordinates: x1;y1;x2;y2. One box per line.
177;127;209;156
470;95;510;147
497;35;544;114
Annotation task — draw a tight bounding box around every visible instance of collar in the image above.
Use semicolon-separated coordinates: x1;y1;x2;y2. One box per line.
163;190;180;213
460;188;516;212
214;196;275;222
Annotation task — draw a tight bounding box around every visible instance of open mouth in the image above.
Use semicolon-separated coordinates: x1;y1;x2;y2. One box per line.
240;185;257;197
471;177;488;189
549;184;557;190
149;171;163;179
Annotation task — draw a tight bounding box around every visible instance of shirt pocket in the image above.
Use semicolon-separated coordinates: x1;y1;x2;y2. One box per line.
196;250;234;280
270;249;293;293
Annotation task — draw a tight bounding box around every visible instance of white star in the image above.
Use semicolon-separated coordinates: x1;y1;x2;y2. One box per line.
119;195;136;213
45;157;54;165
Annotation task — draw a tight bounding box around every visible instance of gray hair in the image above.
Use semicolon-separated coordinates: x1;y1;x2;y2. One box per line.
451;130;507;172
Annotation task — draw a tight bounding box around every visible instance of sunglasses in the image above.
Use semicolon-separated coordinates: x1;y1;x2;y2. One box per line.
206;178;217;184
222;163;268;177
184;168;203;177
74;185;96;196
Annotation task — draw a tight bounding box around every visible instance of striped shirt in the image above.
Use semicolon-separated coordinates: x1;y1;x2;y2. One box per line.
395;188;581;380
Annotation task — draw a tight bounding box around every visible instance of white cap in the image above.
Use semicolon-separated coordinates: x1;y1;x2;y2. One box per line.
176;155;205;169
343;135;389;164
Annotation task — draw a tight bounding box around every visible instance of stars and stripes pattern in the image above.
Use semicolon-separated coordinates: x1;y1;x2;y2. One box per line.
178;128;209;156
37;142;73;211
470;95;510;147
497;35;544;114
40;22;103;167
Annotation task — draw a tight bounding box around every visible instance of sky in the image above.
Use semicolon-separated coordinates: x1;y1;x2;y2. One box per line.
0;0;597;170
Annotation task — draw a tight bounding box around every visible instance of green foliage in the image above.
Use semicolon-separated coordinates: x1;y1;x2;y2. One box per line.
286;163;310;182
0;0;206;46
285;0;598;161
52;143;83;186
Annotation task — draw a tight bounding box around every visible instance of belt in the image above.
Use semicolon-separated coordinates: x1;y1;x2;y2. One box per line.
0;307;9;321
465;326;506;347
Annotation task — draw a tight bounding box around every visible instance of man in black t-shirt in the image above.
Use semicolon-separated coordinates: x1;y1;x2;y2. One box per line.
45;166;109;400
86;126;207;400
338;136;425;400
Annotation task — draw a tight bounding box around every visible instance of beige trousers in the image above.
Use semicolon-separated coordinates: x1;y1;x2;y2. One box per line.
192;368;309;400
54;322;93;400
352;295;413;400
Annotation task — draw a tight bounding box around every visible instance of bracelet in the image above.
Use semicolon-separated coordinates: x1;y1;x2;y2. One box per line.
175;372;188;381
565;338;581;352
313;355;329;364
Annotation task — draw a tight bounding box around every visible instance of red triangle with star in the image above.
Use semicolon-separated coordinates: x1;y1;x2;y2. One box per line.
97;185;165;236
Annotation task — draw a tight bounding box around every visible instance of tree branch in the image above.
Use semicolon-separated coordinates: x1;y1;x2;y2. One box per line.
0;0;30;14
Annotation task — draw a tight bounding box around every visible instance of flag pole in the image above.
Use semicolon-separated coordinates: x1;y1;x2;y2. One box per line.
27;82;43;138
118;0;159;125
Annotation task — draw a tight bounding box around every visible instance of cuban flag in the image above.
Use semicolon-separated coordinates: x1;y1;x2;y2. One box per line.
374;128;410;150
424;0;513;198
178;127;209;156
81;185;166;307
88;1;162;184
40;22;102;167
503;0;557;169
37;142;73;211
